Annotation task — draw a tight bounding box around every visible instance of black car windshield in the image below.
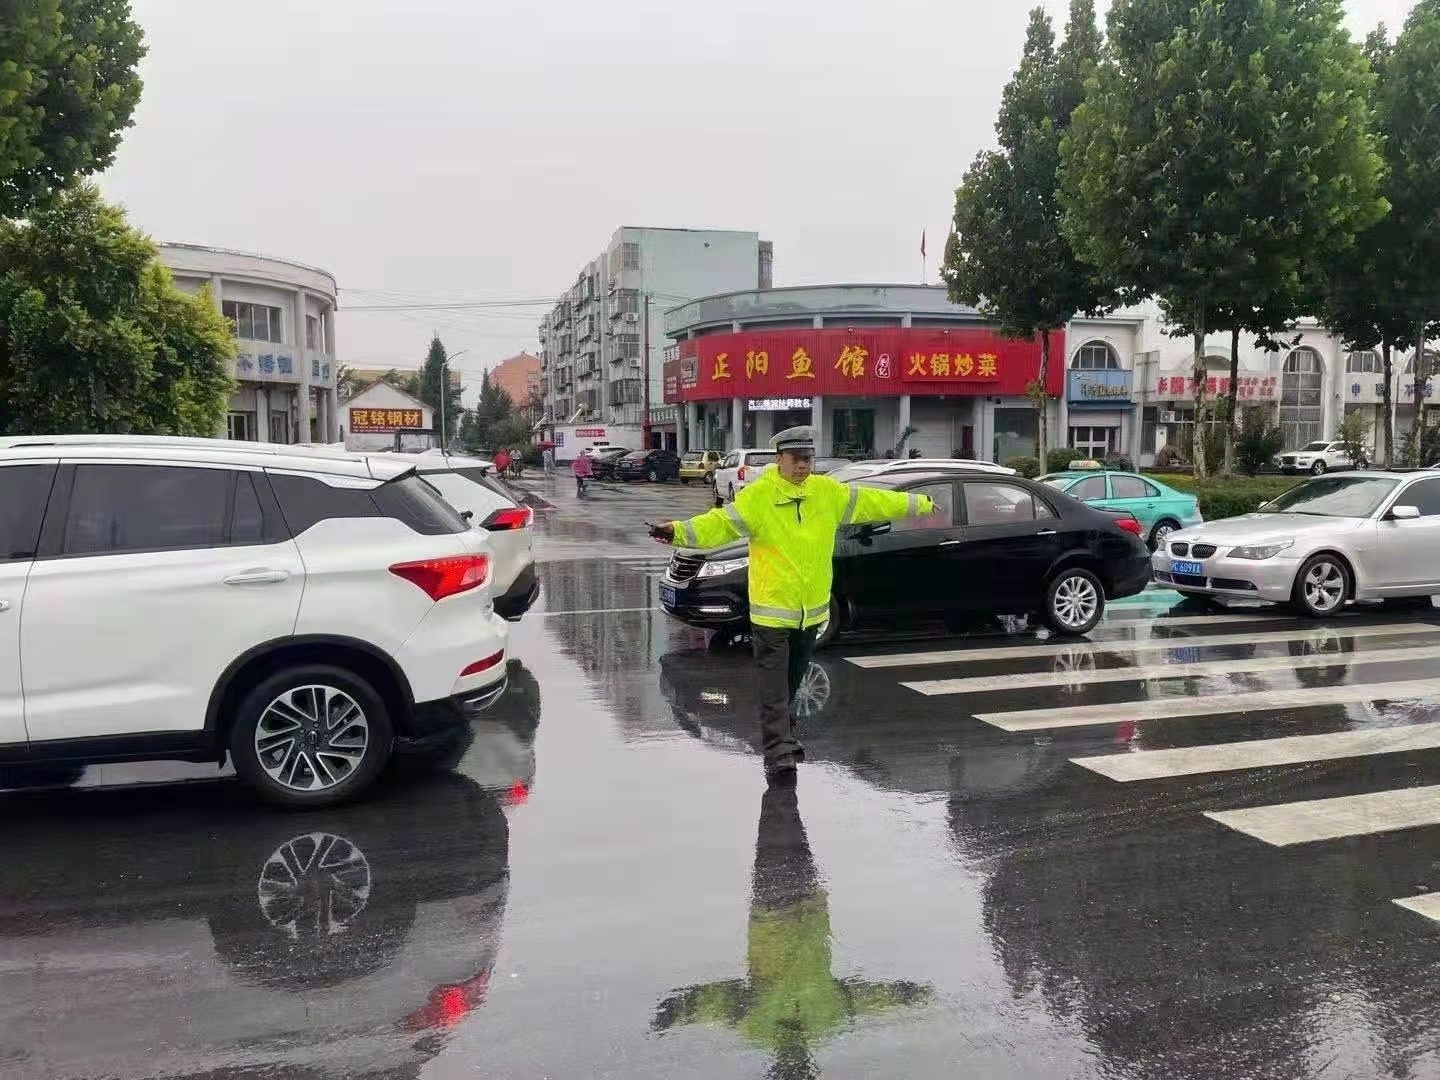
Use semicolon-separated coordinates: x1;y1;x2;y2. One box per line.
1265;476;1398;517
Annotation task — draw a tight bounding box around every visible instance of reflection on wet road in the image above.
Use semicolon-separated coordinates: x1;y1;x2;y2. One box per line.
12;531;1440;1078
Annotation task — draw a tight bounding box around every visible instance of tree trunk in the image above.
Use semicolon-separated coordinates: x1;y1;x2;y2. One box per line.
1191;308;1208;478
1223;326;1240;475
1381;339;1394;468
1036;329;1050;467
1415;316;1428;466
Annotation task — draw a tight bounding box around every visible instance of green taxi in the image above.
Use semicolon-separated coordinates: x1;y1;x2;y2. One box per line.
1039;461;1202;550
679;449;724;486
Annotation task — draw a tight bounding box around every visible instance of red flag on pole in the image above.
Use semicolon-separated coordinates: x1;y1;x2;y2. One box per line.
920;229;927;258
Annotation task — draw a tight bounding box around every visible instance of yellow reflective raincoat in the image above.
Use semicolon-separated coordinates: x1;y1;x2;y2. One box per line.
669;466;934;630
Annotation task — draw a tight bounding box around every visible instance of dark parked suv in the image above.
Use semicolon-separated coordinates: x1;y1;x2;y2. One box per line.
616;448;681;482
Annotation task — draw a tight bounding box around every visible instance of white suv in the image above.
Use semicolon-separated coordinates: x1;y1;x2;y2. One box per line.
0;437;510;807
1278;440;1368;475
713;448;778;502
405;450;539;619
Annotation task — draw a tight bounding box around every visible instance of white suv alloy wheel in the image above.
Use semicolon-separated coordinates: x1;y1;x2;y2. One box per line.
254;685;371;793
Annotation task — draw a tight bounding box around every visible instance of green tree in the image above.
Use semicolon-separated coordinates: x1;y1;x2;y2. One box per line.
0;0;146;218
1060;0;1388;477
1372;1;1440;462
469;369;516;448
1334;407;1372;468
1320;24;1407;466
943;1;1112;467
411;335;464;446
0;185;233;435
335;364;365;401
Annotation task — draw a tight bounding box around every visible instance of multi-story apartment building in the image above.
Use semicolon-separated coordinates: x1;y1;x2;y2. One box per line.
537;227;772;448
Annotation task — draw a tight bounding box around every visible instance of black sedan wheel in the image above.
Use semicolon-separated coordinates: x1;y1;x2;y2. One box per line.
647;467;659;482
1044;567;1105;636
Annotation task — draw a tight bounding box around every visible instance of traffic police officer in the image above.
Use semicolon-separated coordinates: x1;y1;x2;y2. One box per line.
651;425;935;779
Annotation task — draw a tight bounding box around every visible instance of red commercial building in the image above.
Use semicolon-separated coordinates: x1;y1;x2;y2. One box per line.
662;284;1061;462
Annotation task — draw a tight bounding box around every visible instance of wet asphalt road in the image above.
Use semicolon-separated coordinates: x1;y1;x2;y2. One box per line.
9;475;1440;1078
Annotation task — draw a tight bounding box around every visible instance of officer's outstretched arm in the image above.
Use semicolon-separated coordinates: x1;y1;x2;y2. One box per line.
837;483;935;526
667;498;753;549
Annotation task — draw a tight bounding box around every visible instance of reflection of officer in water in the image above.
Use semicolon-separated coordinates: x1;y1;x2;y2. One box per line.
653;783;930;1079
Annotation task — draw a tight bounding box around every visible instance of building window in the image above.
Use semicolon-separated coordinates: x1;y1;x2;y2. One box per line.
1403;349;1440;376
615;290;640;315
1280;347;1324;450
1347;350;1381;374
1141;406;1158;456
227;412;254;441
1068;426;1115;457
306;314;323;352
1071;342;1120;370
269;411;289;445
222;300;284;343
622;242;640;271
608;378;642;406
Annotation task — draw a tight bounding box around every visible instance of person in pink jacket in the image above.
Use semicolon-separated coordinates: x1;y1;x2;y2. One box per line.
571;449;593;495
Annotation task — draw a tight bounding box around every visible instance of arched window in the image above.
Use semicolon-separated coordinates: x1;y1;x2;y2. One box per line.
1071;341;1120;370
1403;349;1440;377
1280;347;1324;450
1347;350;1381;374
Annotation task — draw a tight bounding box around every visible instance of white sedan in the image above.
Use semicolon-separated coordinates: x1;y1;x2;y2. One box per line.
1152;471;1440;616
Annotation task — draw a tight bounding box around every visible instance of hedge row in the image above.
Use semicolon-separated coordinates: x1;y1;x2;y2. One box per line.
1146;474;1300;520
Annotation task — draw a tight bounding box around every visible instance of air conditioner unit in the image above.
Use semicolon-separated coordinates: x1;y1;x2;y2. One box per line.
629;358;642;368
1160;411;1178;423
623;312;639;324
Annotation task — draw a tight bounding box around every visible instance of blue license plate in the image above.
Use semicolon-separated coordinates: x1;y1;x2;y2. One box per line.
1173;560;1204;576
659;583;677;607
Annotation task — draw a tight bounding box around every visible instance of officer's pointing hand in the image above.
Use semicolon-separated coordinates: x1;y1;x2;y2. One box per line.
648;522;675;544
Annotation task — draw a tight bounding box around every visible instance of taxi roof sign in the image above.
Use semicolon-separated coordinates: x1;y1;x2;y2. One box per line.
1069;459;1105;470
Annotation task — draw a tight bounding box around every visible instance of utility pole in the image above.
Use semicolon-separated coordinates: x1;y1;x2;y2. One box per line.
642;293;652;449
436;344;470;451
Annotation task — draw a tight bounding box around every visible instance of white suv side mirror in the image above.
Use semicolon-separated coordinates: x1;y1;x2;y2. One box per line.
1391;504;1422;521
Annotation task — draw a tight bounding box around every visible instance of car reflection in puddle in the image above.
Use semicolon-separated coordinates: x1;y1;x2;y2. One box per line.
0;690;540;1080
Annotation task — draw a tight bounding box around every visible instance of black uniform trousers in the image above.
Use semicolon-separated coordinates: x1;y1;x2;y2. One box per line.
750;624;819;767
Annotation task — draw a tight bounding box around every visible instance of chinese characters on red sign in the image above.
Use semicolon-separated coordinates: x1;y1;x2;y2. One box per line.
1155;375;1279;400
675;328;1059;402
349;407;424;433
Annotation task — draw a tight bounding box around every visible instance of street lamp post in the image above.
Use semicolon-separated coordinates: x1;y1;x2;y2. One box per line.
438;347;470;450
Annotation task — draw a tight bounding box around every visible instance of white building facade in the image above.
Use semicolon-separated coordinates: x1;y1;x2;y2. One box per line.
537;227;773;449
159;244;340;444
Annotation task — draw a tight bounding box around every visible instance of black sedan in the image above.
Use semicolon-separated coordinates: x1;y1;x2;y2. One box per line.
616;448;681;482
658;470;1152;645
589;446;633;480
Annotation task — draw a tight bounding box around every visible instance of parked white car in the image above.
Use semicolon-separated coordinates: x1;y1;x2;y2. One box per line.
1277;440;1367;475
0;436;510;806
714;448;779;502
404;450;539;620
1152;471;1440;616
826;458;1018;482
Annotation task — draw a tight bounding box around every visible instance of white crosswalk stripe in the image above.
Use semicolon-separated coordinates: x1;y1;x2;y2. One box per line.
1204;784;1440;846
1072;721;1440;782
846;621;1440;669
975;678;1440;731
905;643;1440;696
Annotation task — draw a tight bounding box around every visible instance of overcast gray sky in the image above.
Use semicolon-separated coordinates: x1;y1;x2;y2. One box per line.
102;0;1415;382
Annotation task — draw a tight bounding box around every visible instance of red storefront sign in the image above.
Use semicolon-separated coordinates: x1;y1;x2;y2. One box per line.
676;328;1060;402
350;407;424;433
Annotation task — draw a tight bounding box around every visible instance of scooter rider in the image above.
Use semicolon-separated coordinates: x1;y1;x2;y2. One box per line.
649;426;935;780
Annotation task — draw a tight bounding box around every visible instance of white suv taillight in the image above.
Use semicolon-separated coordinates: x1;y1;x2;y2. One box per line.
390;555;490;601
737;465;747;481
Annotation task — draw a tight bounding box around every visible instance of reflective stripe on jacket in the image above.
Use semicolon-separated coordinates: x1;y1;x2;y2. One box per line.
670;466;934;630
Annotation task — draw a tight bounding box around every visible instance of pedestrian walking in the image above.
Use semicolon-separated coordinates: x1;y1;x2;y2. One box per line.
572;448;593;496
649;425;935;780
493;446;511;476
542;447;555;475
